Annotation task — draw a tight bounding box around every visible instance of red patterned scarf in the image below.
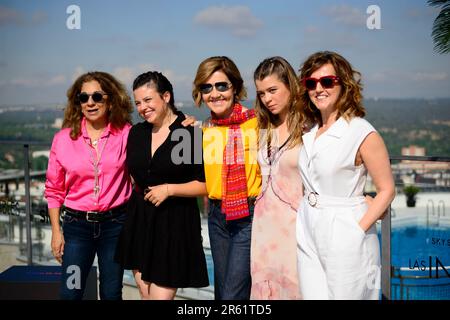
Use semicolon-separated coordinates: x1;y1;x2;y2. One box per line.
210;103;256;221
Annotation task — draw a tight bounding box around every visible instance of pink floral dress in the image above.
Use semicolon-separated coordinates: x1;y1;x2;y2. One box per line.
250;141;303;300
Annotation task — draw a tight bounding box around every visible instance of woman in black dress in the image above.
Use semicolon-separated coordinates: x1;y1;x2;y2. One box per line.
115;71;209;299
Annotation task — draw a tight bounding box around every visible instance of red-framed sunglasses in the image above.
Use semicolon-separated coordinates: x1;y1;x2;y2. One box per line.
302;75;340;90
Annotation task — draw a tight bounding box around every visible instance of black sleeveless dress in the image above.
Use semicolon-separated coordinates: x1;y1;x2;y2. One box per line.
115;112;209;288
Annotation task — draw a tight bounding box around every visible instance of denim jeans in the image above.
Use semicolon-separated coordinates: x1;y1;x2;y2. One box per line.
208;199;254;300
60;211;126;300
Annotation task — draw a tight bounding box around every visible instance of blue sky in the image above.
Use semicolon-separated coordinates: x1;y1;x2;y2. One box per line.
0;0;449;105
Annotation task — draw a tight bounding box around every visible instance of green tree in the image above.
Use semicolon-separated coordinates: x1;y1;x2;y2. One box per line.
428;0;450;54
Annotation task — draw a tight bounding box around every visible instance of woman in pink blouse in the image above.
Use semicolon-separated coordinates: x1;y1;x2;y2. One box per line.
44;71;133;300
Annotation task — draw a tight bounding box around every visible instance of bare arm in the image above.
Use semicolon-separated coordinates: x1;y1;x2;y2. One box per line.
144;181;207;207
358;132;395;232
49;207;64;263
167;181;207;197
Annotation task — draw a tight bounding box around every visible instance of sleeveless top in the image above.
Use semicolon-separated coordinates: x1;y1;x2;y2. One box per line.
299;117;376;197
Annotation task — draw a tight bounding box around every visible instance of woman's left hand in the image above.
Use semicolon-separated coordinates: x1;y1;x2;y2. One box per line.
144;184;169;207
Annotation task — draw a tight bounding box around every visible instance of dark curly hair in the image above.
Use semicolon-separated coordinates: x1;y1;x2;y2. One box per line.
63;71;133;139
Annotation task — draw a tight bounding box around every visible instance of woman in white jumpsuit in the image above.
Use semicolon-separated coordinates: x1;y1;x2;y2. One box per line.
296;51;395;300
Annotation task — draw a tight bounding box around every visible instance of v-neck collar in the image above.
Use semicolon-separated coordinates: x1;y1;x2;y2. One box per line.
302;117;348;162
146;111;185;160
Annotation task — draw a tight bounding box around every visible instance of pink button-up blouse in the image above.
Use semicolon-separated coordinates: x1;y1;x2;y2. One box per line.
45;118;132;211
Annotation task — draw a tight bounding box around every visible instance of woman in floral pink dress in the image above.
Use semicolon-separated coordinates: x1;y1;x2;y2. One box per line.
250;57;307;299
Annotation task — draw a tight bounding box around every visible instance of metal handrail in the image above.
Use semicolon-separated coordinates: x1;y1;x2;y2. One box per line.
1;141;450;300
438;200;445;217
390;155;450;162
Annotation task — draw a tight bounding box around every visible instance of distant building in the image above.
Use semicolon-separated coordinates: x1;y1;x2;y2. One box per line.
52;118;63;129
391;145;450;190
396;145;449;171
4;153;15;163
401;145;425;156
32;150;49;159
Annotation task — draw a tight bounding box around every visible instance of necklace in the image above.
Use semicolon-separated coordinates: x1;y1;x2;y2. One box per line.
256;135;298;213
267;134;291;165
85;135;109;197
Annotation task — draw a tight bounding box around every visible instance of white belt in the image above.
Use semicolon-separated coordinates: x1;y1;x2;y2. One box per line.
306;191;365;209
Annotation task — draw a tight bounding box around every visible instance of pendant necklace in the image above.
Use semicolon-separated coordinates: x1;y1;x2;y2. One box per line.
267;134;291;165
86;134;109;197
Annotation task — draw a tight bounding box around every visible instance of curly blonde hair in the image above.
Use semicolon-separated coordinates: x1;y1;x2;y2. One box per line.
63;71;133;139
298;51;365;126
254;56;305;149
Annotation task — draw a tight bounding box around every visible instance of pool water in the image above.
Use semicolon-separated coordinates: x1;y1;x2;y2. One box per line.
124;226;449;299
390;226;450;300
204;226;450;299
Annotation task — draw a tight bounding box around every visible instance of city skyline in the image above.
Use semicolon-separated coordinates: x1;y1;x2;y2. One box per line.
0;0;449;106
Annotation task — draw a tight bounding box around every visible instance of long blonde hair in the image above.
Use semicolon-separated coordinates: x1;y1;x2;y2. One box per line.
254;56;305;149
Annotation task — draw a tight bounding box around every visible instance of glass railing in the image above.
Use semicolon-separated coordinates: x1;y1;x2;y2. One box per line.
1;141;449;300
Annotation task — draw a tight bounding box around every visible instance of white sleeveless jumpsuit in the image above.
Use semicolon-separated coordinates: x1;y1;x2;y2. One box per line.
296;117;381;300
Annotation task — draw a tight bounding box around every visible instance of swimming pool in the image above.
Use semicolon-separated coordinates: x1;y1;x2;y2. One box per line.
123;225;449;300
204;225;450;300
390;225;450;300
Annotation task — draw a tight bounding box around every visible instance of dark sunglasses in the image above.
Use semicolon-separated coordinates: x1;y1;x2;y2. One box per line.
199;82;232;94
77;91;108;104
302;75;340;91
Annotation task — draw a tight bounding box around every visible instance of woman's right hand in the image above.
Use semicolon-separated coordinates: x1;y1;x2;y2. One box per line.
51;230;65;264
181;114;199;127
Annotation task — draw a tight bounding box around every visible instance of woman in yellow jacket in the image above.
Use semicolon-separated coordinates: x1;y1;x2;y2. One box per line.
192;56;261;300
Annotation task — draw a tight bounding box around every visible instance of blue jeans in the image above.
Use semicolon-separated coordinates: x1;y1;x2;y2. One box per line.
60;211;126;300
208;199;254;300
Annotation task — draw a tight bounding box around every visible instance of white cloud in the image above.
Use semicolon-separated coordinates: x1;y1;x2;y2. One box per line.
406;7;439;19
162;69;191;87
72;66;86;82
304;25;319;34
0;6;48;27
302;26;360;48
112;65;159;85
367;72;387;82
194;5;263;38
9;74;66;87
109;65;192;94
367;70;448;83
322;5;365;27
0;6;22;26
48;75;66;86
31;11;48;25
113;67;135;85
412;72;448;81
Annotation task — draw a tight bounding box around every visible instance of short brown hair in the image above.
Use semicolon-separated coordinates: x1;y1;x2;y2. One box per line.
298;51;365;126
192;56;247;107
63;71;133;139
